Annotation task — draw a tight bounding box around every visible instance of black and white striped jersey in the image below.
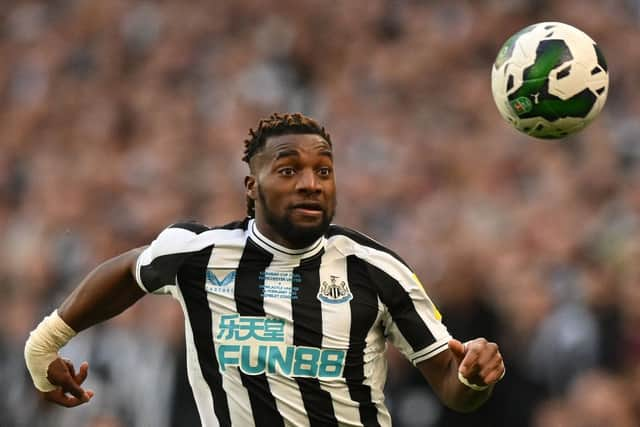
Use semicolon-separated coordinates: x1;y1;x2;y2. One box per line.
134;218;451;427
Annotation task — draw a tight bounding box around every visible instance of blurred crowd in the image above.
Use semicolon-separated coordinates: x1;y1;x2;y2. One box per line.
2;0;640;426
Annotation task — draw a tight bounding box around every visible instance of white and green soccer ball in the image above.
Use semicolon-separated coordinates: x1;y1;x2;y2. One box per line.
491;22;609;139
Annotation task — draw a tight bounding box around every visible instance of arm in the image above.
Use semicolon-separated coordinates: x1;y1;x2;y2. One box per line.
417;338;504;413
24;247;147;407
351;241;505;412
58;247;146;331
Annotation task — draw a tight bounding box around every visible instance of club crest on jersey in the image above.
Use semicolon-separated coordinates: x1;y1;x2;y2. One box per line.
317;275;353;304
206;269;236;294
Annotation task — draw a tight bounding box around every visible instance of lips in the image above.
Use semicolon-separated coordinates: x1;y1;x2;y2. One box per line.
290;201;324;213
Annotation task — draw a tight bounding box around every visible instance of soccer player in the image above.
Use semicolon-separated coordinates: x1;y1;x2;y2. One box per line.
25;113;505;426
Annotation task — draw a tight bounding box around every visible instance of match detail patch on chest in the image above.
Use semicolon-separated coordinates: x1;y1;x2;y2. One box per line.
317;275;353;304
259;270;301;300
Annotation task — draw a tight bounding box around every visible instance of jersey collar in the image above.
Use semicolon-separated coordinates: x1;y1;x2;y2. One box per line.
248;219;325;259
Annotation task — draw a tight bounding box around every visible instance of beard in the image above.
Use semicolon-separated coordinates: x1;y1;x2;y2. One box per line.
257;187;335;248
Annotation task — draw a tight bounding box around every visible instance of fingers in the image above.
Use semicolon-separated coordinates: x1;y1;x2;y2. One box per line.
46;358;93;404
67;361;93;401
63;359;77;378
458;340;483;378
75;361;90;386
447;339;466;360
456;338;505;386
42;388;94;408
481;356;506;384
61;374;90;401
475;343;498;375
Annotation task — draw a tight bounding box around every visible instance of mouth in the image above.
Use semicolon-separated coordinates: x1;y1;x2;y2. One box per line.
290;202;324;216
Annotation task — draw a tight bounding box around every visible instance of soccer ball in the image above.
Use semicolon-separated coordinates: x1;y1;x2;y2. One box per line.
491;22;609;139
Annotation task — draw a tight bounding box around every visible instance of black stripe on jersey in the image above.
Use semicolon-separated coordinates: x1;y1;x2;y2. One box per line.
234;239;284;427
235;239;273;316
344;255;381;427
177;245;231;427
326;225;409;269
369;262;436;352
140;252;192;292
293;250;339;427
140;223;210;292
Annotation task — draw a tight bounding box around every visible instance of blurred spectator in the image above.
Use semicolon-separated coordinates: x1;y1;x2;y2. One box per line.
532;370;637;427
2;0;639;426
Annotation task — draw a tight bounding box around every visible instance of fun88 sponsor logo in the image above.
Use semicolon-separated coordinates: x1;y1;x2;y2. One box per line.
215;314;345;378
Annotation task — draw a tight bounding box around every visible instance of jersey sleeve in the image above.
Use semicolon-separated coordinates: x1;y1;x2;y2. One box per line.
135;222;210;295
367;252;451;366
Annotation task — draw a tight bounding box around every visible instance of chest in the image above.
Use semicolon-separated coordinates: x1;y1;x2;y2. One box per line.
200;256;382;349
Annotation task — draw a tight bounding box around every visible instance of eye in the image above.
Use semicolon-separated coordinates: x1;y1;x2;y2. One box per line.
317;167;332;177
278;167;296;176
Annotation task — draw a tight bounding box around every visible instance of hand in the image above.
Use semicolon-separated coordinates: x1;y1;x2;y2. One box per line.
448;338;505;388
41;358;94;407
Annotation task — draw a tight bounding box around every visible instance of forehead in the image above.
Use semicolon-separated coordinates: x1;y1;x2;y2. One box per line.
262;133;332;157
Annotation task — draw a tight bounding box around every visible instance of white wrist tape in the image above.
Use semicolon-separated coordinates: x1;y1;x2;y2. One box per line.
24;310;77;392
457;367;505;391
457;371;490;391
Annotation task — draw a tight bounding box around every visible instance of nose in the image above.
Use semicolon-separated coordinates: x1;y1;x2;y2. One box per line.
295;168;322;193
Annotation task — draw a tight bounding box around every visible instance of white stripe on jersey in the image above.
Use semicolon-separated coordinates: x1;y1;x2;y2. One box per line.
172;285;220;427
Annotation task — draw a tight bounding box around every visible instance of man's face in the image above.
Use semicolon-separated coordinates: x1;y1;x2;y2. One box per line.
246;133;336;249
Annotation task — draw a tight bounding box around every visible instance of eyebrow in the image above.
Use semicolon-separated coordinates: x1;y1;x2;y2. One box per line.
275;149;300;160
274;147;333;160
318;149;333;159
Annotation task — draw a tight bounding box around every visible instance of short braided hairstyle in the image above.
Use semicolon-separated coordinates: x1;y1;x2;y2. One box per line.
242;113;332;217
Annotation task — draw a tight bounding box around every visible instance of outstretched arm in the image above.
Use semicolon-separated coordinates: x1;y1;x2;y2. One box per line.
24;247;147;407
417;338;505;413
58;247;146;331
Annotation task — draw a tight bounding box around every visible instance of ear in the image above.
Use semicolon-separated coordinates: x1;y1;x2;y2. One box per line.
245;175;257;201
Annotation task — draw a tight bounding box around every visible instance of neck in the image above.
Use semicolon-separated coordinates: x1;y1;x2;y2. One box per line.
253;217;301;249
253;216;324;250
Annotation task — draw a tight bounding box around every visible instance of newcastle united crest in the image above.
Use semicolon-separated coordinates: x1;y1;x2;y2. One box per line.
317;275;353;304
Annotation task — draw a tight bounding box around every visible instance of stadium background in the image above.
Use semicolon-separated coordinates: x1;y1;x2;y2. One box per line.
2;1;640;426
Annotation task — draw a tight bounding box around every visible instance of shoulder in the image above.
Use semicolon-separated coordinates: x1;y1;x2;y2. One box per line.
325;224;409;269
151;218;249;254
